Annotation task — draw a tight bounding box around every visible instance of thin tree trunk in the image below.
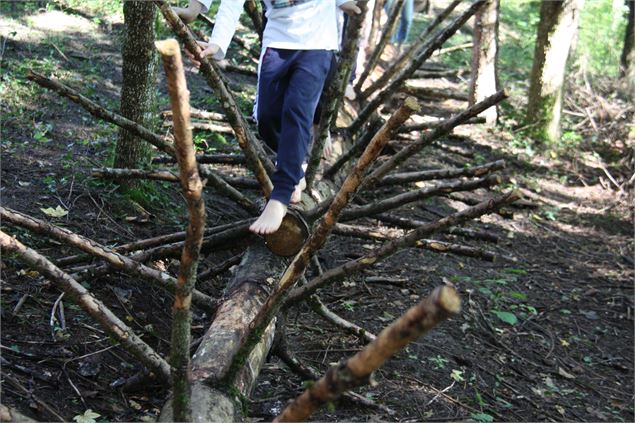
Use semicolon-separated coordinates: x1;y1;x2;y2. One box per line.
115;1;158;174
526;0;584;144
469;0;500;125
620;0;634;90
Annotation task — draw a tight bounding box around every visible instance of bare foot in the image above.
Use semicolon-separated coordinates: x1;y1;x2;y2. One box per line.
249;200;287;235
290;177;306;204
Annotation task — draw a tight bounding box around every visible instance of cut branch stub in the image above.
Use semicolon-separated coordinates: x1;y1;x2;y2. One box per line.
0;231;171;381
274;286;461;422
156;1;274;197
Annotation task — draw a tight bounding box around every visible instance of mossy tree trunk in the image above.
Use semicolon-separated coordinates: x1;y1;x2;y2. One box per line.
526;0;584;144
468;0;499;125
114;1;158;175
620;0;634;91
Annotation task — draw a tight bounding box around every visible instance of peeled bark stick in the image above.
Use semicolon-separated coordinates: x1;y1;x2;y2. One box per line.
342;174;502;221
376;213;500;243
162;108;227;122
27;71;252;213
397;117;485;133
309;295;377;344
70;220;252;283
27;70;176;156
304;0;368;189
354;0;406;92
286;191;520;304
220;98;421;386
163;120;234;134
366;0;385;55
56;219;246;268
332;223;497;261
156;39;206;422
378;159;505;186
153;153;247;165
0;231;171;381
92;167;261;193
359;0;463;100
349;0;486;135
275;286;461;422
361;90;508;190
0;207;217;312
157;1;275;196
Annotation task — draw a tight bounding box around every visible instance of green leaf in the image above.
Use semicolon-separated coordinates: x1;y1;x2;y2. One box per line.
508;291;527;300
73;409;100;423
40;206;68;218
450;369;464;382
493;310;518;325
471;412;494;422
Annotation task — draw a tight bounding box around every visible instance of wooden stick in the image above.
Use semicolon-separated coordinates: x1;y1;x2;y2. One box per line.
402;85;469;102
153;153;246;165
349;0;486;135
342;174;502;221
359;0;463;101
0;231;171;381
156;38;205;422
220;98;421;385
332;223;497;261
0;207;217;312
304;0;369;189
27;70;175;156
397;116;485;133
378;160;505;186
274;286;461;422
156;1;275;196
309;295;377;343
285;191;520;304
361;90;508;190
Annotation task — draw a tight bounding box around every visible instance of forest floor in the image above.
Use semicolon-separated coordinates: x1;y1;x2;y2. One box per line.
1;4;633;423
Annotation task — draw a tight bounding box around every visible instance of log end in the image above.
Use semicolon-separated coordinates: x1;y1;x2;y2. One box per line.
155;39;180;56
435;286;461;315
404;96;422;113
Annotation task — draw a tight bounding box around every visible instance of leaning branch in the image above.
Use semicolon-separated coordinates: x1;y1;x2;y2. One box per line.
285;191;520;304
0;207;217;312
275;286;461;422
0;231;171;381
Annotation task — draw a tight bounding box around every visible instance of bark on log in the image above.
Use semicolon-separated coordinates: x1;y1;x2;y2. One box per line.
0;207;217;312
397;116;485;133
153;153;246;165
402;85;469;101
0;231;171;381
275;286;461;422
285;191;520;304
156;38;206;421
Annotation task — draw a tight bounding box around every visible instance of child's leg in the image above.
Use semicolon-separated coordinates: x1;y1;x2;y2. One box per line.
251;49;332;235
256;48;291;152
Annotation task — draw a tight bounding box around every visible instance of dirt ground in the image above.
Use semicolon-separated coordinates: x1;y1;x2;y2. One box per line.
1;4;633;423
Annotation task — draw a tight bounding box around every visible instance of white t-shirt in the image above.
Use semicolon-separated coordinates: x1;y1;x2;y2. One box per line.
196;0;349;59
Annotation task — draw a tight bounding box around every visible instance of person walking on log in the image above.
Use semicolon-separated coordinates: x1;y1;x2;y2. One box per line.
175;0;361;235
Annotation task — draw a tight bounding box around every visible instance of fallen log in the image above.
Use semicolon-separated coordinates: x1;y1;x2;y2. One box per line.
402;85;469;102
378;159;505;185
275;285;461;422
397;116;485;133
153;153;247;165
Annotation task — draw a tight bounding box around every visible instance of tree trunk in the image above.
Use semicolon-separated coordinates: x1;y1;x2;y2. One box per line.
526;0;584;144
114;1;158;174
469;0;500;125
620;0;634;90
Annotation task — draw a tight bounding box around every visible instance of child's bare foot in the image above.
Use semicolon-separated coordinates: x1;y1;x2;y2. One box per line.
290;178;306;204
249;200;287;235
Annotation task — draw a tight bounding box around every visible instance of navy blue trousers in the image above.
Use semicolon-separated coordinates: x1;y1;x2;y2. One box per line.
257;48;333;205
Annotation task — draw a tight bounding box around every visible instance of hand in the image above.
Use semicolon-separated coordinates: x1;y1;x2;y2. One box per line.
339;1;361;16
172;0;203;24
184;41;221;67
